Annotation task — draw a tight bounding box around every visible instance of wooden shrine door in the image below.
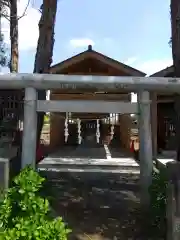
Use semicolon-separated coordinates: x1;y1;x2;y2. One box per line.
157;102;176;150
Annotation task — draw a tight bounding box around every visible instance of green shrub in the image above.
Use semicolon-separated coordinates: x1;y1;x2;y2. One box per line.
0;166;71;239
148;169;168;237
44;114;50;124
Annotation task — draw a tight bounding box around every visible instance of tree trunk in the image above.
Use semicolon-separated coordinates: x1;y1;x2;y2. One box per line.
33;0;57;144
9;0;20;136
10;0;18;72
171;0;180;161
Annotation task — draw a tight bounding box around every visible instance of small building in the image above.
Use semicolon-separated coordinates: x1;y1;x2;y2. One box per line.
150;65;176;152
49;45;146;152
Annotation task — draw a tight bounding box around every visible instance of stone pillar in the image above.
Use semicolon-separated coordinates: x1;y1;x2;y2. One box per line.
22;87;37;168
151;92;157;158
138;91;153;208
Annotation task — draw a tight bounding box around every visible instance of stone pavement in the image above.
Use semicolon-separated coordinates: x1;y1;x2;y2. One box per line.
38;145;139;174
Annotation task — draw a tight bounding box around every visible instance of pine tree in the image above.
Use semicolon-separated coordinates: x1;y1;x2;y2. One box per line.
34;0;58;144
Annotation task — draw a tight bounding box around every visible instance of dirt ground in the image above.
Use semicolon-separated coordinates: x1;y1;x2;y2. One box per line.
40;171;142;240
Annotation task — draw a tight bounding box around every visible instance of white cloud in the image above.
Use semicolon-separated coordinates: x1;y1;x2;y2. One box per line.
69;38;95;48
124;56;172;76
125;57;137;66
2;0;40;50
135;58;173;76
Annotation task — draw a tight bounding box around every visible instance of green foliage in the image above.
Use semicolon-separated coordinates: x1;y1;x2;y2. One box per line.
0;34;9;67
148;169;168;237
0;166;71;239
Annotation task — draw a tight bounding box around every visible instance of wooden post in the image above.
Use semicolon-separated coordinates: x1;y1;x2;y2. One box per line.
22;87;37;168
138;91;153;208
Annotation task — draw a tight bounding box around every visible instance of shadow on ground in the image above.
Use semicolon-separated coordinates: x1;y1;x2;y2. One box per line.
40;171;142;240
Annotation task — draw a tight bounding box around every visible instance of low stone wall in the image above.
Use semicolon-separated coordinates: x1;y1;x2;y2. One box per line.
166;161;180;240
155;160;180;240
0;147;18;190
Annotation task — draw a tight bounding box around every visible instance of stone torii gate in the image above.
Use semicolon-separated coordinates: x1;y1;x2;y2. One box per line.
0;73;179;208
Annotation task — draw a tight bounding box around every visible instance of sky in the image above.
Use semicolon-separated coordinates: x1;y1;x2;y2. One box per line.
2;0;172;73
2;0;172;102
